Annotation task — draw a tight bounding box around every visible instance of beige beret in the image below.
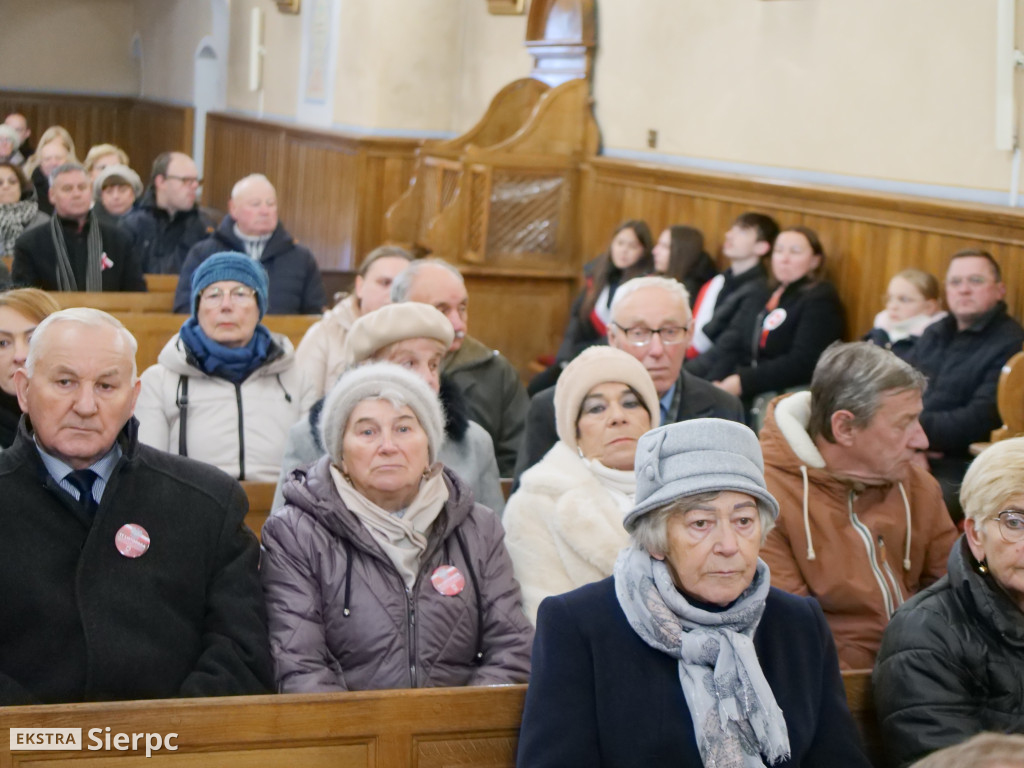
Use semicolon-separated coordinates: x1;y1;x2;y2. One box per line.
554;346;661;452
344;302;454;367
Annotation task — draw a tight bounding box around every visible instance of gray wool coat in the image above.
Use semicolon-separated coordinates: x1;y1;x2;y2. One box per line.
261;458;533;692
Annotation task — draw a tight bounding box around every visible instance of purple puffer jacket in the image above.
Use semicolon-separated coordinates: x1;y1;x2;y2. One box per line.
261;456;533;692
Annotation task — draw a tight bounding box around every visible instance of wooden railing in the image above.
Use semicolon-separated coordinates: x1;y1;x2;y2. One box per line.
579;157;1024;339
0;672;881;767
0;91;193;180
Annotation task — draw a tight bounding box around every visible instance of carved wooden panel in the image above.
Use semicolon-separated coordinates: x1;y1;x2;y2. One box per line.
581;158;1024;339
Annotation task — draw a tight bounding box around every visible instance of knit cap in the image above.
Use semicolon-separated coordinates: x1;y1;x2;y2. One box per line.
623;418;780;532
190;251;270;319
554;346;661;452
344;302;454;366
93;164;143;201
320;361;445;465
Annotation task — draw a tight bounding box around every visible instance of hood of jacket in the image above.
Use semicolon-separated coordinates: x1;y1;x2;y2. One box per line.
280;454;477;557
156;330;297;379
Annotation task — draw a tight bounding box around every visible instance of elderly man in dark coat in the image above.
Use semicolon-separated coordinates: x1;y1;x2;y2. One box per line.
0;308;273;705
174;173;325;314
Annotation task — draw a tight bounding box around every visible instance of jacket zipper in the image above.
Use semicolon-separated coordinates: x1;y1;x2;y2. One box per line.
877;537;906;607
405;587;417;687
847;491;896;618
234;383;246;481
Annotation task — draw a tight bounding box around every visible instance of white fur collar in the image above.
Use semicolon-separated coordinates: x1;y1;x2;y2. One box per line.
773;392;826;469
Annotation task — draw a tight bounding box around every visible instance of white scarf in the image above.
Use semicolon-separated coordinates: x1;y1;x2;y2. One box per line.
330;463;449;589
581;457;636;516
233;223;272;262
614;547;790;767
871;309;947;344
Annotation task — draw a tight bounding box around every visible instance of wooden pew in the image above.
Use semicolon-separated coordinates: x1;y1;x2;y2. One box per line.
0;672;882;767
843;669;884;768
51;291;175;313
0;685;527;767
115;313;321;373
242;481;275;542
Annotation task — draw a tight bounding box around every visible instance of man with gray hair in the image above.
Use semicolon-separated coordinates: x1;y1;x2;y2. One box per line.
174;173;325;313
121;150;213;274
513;275;744;483
391;258;527;475
0;308;273;705
12;162;146;291
758;341;957;670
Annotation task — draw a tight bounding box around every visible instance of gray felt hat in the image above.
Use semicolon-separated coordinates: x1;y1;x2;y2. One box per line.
623;417;780;532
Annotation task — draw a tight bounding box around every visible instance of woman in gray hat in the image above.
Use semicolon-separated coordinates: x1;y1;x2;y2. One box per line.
261;361;533;692
517;418;869;768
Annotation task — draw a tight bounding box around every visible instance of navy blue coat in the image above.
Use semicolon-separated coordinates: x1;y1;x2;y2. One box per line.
517;577;870;768
174;217;326;314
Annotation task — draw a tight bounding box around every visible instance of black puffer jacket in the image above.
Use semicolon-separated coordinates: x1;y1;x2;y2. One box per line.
173;216;325;314
873;536;1024;767
120;187;214;274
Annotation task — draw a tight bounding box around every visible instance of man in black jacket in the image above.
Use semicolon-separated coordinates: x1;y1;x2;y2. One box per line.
0;308;273;704
513;276;745;484
174;173;325;314
909;249;1024;519
120;151;214;274
12;163;146;292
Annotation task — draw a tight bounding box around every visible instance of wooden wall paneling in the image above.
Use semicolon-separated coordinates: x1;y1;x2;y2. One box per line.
463;272;575;379
279;134;360;270
203;114;286;214
580;158;1024;339
126;101;195;179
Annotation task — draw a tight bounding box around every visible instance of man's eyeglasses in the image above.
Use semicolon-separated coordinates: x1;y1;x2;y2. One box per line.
991;509;1024;544
200;286;257;306
165;175;203;186
612;322;689;347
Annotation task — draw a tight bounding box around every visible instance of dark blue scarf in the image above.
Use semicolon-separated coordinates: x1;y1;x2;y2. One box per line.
179;317;274;384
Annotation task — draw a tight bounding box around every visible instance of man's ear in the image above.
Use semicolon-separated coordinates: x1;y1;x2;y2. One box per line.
829;409;859;447
754;240;771;258
14;368;29;413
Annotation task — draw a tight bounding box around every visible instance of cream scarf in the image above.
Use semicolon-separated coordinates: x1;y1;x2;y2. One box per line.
581;456;636;516
331;463;449;589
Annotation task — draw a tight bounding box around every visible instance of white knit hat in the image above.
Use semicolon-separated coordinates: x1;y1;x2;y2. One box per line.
343;302;454;366
554;346;661;452
320;361;445;465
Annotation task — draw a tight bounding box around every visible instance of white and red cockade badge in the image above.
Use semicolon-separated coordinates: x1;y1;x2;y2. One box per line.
115;523;150;558
430;565;465;596
762;308;787;332
100;252;114;271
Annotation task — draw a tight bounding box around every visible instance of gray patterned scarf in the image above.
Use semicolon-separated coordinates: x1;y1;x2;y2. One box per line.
50;210;103;291
614;546;790;767
0;200;39;254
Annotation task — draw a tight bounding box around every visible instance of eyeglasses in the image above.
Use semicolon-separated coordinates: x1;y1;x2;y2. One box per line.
200;286;257;306
946;275;993;288
164;175;203;186
990;509;1024;544
612;322;689;347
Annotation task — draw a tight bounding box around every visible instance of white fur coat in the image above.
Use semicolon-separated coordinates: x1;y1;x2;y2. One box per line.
502;442;631;624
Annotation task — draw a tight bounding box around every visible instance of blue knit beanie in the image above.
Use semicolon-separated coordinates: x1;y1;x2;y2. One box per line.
190;251;269;319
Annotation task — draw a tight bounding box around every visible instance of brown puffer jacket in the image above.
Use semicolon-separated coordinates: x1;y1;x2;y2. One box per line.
261;456;533;692
758;392;958;670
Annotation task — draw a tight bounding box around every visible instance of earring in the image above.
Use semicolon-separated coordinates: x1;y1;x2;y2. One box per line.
422;467;430;480
577;445;584;459
978;558;989;575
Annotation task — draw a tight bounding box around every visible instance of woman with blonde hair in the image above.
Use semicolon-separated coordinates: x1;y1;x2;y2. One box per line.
0;287;60;447
875;436;1024;766
83;143;129;181
23;126;77;216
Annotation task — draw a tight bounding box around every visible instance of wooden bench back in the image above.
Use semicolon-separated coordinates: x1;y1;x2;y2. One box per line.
242;481;275;541
0;664;882;767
